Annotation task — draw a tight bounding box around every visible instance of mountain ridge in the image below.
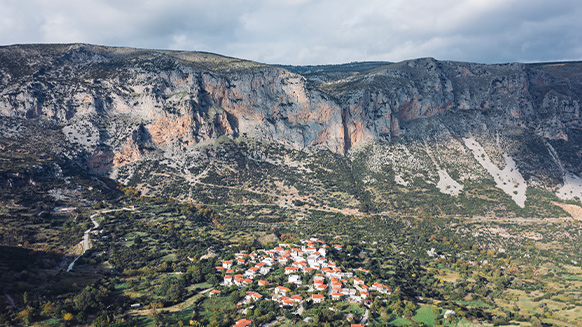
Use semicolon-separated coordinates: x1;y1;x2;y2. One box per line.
2;43;582;216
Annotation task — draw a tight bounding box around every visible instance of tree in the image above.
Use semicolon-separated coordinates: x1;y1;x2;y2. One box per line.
42;301;55;316
63;312;74;325
153;311;164;327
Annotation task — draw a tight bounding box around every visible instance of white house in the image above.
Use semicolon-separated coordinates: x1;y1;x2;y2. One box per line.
288;274;302;285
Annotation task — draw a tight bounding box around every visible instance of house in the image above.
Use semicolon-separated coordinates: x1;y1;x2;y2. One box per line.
290;295;303;302
223;261;233;269
315;284;328;291
278;257;290;265
233;318;252;327
360;291;369;299
282;298;295;307
258;280;269;287
246;292;263;301
331;292;343;300
288;274;302;284
259;266;271;275
312;294;325;303
252;292;263;301
371;282;390;294
224;275;233;286
351;324;365;327
305;247;317;254
353;278;364;286
246;267;259;276
209;290;221;297
275;286;290;296
307;255;320;267
313;275;326;283
357;267;370;274
333;244;343;252
274;247;285;254
322;267;334;276
284;267;300;275
292;261;307;269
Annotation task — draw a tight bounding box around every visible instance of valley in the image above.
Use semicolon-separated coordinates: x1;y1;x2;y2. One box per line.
1;44;582;326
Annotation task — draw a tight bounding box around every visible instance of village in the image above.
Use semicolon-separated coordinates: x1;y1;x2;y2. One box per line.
209;238;393;326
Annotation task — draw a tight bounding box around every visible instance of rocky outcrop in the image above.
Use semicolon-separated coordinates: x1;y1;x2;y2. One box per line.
0;44;346;172
1;44;582;174
332;58;582;149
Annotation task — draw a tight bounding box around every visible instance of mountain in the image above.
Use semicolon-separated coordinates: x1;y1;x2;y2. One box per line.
2;43;582;217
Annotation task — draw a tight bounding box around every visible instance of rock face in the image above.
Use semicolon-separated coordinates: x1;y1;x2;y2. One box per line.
1;45;581;158
325;58;582;148
2;44;582;212
0;44;345;169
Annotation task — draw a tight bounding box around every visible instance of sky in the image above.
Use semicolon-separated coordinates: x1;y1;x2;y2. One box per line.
1;0;582;65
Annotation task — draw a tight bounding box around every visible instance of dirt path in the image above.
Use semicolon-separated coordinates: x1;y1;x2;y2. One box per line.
3;292;17;309
164;288;212;313
67;207;135;272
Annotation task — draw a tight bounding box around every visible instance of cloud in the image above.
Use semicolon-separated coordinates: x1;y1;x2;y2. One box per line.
1;0;581;64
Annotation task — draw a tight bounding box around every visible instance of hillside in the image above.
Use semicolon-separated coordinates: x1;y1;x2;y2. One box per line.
2;44;582;217
2;44;582;326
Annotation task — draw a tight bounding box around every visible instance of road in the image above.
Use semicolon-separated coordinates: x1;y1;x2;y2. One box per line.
67;207;134;272
359;309;369;325
262;316;284;327
3;292;17;309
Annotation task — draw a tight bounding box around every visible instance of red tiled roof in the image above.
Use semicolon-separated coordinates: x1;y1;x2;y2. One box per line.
234;318;252;327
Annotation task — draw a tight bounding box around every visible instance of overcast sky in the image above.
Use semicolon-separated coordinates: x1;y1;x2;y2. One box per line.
1;0;581;65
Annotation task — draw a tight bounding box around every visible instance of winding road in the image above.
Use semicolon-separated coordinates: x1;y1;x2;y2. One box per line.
66;207;135;272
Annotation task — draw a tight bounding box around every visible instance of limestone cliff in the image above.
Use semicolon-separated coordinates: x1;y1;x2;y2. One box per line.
322;58;582;149
0;44;345;172
1;44;582;185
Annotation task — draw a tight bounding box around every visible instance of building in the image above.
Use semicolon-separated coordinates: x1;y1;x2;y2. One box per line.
258;280;269;287
288;274;302;284
275;286;290;296
284;267;300;275
233;319;252;327
312;294;325;303
223;261;234;269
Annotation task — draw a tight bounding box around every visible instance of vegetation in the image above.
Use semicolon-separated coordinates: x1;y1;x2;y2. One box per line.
2;115;582;326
